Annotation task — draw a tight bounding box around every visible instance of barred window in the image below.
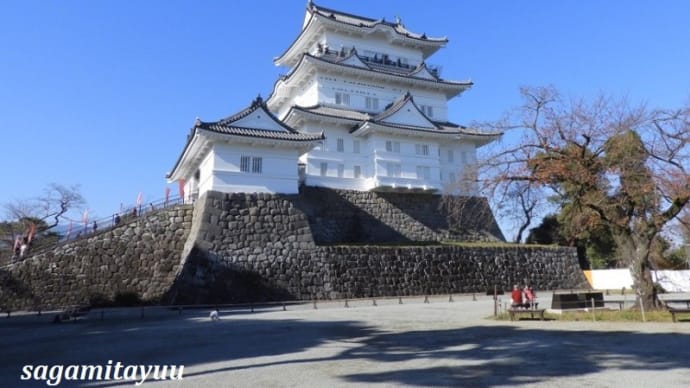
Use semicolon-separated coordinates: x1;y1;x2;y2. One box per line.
387;162;401;177
240;156;251;172
353;140;360;154
354;165;361;178
415;144;429;156
385;140;400;153
336;138;344;152
240;156;262;174
252;157;262;173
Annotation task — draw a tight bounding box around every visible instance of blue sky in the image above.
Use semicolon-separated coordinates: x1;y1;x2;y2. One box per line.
2;1;689;234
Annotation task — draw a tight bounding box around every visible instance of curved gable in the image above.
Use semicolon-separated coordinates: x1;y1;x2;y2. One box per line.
376;94;437;129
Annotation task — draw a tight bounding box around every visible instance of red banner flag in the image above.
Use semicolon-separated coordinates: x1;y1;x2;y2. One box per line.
27;223;36;243
66;221;73;239
165;186;170;203
136;192;143;206
82;209;89;225
178;178;185;199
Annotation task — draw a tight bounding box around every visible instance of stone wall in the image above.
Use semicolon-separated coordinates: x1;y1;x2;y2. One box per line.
0;188;589;310
0;206;193;310
294;187;504;243
167;190;588;304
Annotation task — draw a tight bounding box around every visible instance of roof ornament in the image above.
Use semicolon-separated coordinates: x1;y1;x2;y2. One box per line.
395;15;401;25
254;94;263;106
194;117;201;126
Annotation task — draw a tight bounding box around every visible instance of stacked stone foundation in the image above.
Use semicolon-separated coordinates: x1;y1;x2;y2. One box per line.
0;188;589;310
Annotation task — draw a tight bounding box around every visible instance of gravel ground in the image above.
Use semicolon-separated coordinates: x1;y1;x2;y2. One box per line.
2;293;690;387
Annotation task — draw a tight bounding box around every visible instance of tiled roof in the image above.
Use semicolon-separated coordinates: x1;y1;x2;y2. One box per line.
312;53;467;86
308;1;447;43
197;122;324;141
290;105;371;121
288;103;496;138
192;96;324;142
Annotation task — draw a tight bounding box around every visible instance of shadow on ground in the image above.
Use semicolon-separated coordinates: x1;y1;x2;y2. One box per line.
2;313;690;387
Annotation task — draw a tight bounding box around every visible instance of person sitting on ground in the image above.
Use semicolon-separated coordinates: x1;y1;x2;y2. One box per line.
511;284;524;308
524;285;537;309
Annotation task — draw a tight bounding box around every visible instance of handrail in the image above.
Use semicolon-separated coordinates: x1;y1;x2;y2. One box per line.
4;195;190;266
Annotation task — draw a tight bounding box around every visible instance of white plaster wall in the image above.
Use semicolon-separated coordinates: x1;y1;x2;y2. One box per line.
195;143;303;194
316;75;448;120
585;269;690;292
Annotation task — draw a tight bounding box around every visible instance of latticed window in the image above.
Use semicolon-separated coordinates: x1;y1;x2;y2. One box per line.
353;140;361;154
415;144;429;156
365;96;379;110
252;157;262;173
240;156;251;172
385;140;400;153
354;165;361;178
335;92;350;106
416;166;430;180
337;138;344;152
387;162;401;177
240;156;262;173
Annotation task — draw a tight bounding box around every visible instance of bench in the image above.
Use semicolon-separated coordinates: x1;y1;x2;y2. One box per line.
668;307;690;323
508;308;546;321
53;305;90;323
603;300;625;311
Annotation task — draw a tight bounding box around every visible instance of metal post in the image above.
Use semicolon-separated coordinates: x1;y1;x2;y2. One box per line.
493;285;498;317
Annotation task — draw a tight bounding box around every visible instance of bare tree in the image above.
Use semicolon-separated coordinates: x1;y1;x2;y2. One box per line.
3;183;85;233
478;86;690;309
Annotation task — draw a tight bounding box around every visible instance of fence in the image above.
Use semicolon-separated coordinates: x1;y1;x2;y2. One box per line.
3;195;187;266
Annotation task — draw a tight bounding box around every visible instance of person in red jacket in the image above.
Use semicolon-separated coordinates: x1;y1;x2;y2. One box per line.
511;284;524;308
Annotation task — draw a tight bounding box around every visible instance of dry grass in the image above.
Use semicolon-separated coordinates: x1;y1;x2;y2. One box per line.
495;308;677;322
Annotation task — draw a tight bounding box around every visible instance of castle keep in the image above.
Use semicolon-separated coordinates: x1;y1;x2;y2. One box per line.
0;3;588;310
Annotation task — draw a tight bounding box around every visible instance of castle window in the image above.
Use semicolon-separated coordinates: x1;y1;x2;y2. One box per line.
447;150;454;162
416;166;431;180
386;162;401;177
354;165;361;178
252;157;262;173
338;164;345;178
335;92;350;106
240;156;250;172
448;172;456;183
415;144;429;156
320;162;328;176
353;140;361;154
336;138;344;152
240;156;262;174
365;96;379;110
385;140;400;153
420;105;434;117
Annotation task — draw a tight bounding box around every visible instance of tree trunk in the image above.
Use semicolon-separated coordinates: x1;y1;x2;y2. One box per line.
630;254;658;310
618;232;659;310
